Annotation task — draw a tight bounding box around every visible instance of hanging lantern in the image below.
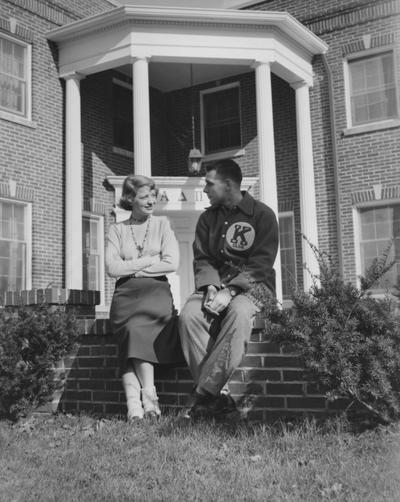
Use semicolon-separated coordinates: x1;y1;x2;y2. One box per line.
188;147;203;174
187;64;203;175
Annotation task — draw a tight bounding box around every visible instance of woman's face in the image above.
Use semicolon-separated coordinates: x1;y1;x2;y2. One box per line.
131;185;157;219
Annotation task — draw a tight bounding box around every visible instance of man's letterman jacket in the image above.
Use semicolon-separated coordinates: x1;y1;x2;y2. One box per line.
193;192;279;295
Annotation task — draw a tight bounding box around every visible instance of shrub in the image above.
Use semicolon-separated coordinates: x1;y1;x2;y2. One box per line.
0;303;78;421
255;241;400;425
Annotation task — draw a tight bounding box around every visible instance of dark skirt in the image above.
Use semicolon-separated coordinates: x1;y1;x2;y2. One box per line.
110;276;184;373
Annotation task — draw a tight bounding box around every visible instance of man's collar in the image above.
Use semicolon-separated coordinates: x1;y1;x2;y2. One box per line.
237;191;254;216
207;191;254;216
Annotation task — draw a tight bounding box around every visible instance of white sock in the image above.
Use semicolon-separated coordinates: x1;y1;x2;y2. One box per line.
122;372;143;418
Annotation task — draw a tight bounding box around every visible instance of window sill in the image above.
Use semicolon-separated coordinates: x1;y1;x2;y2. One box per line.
113;146;133;158
0;110;37;128
343;119;400;136
203;148;245;163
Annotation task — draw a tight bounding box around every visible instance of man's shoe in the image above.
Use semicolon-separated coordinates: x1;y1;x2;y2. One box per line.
207;393;237;417
180;391;237;419
180;391;216;420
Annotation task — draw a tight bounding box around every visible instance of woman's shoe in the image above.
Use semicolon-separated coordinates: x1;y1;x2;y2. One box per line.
127;407;144;422
142;387;161;418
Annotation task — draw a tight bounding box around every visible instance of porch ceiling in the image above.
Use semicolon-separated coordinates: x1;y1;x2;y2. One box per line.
47;5;328;86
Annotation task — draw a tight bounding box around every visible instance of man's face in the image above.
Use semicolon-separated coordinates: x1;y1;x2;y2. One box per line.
203;169;227;206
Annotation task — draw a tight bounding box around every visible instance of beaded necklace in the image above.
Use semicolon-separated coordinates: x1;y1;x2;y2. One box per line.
130;216;151;258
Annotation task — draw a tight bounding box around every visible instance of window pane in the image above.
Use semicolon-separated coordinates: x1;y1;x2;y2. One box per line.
203;86;241;153
279;215;296;299
0;201;27;294
0;241;26;292
0;36;27;116
349;52;398;125
359;205;400;289
82;217;101;291
13;44;25;78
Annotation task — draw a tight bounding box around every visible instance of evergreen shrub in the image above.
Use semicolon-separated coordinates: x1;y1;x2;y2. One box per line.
0;303;78;421
256;242;400;424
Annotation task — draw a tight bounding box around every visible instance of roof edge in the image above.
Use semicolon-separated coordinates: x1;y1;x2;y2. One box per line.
47;5;328;55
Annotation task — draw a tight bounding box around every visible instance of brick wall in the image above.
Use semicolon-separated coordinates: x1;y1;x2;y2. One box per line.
2;288;341;422
4;0;399;302
248;0;400;282
0;2;66;290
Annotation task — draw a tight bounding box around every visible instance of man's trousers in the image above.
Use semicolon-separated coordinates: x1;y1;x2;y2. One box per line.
178;292;259;396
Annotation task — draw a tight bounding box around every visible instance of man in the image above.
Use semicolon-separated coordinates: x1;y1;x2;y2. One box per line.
179;159;279;418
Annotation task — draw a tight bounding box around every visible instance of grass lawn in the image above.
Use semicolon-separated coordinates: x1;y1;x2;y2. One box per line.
0;412;399;501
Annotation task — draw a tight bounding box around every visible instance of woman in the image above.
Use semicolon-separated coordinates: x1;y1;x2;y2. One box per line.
106;175;180;421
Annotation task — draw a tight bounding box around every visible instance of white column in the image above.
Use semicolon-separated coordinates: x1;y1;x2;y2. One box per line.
292;81;319;290
254;61;282;303
132;57;151;176
65;73;84;290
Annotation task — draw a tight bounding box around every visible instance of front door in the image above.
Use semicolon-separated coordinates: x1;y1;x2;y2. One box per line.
155;210;199;311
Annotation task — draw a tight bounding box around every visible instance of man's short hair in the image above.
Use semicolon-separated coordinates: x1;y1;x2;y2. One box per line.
206;159;243;186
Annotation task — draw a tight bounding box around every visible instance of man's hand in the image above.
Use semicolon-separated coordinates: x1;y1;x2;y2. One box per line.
204;285;218;305
204;287;232;315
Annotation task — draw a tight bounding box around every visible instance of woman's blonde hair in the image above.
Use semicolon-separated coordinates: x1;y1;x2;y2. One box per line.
119;175;156;211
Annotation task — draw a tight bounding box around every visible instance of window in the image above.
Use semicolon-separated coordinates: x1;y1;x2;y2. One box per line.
358;204;400;290
0;34;30;118
0;200;31;294
82;214;104;300
201;83;241;154
113;79;133;152
279;213;297;299
347;51;398;127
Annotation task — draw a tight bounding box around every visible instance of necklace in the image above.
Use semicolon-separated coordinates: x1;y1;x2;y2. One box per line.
130;216;151;258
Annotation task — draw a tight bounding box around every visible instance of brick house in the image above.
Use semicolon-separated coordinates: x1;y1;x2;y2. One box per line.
1;0;399;419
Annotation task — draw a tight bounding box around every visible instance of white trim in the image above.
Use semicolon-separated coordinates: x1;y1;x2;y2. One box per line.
278;211;297;299
343;55;353;130
200;81;239;96
223;0;266;8
200;81;241;155
202;148;245;163
46;6;326;88
343;46;399;130
107;175;258;214
0;33;32;121
82;211;105;308
112;76;132;90
26;43;32;122
112;146;134;158
352;205;362;289
0;110;37;128
0;197;32;291
25;202;32;291
353;196;400;209
343;119;400;136
46;7;328;56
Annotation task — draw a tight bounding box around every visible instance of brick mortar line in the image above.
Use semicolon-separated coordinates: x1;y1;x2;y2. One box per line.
3;0;79;26
304;1;400;35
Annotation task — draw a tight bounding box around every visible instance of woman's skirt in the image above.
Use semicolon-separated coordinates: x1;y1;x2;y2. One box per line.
110;276;184;373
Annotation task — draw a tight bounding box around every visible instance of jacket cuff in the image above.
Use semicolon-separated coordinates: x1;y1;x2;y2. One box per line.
195;274;221;291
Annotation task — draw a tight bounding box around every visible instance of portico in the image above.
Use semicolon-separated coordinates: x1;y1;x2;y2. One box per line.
47;5;327;304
